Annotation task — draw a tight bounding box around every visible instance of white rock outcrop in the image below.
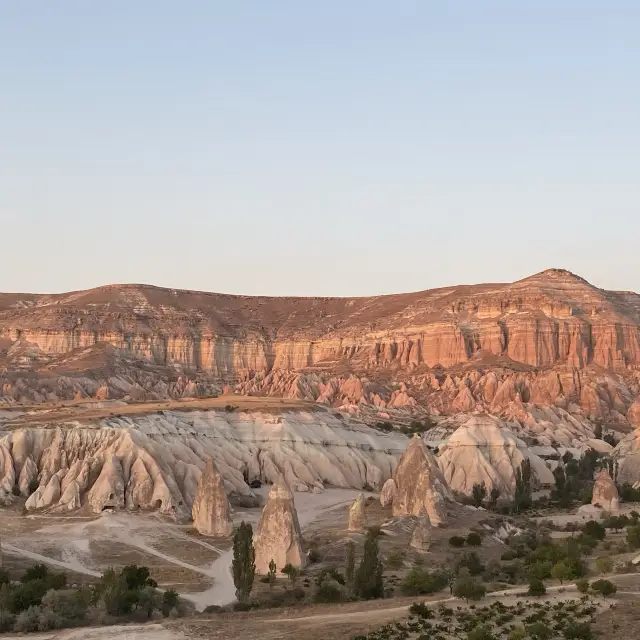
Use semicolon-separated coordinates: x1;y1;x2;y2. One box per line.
192;458;232;537
253;476;305;574
437;415;555;498
348;493;367;532
392;435;452;526
0;410;406;515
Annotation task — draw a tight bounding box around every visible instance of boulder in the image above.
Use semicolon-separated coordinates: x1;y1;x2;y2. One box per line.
192;458;232;537
380;478;396;507
253;476;305;574
392;435;452;526
591;470;620;511
347;493;366;532
628;400;640;428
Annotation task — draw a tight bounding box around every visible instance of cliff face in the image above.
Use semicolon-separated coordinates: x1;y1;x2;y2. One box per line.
1;269;639;376
0;269;639;410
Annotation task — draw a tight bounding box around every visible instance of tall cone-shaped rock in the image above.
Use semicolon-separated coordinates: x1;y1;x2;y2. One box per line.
393;435;452;526
410;510;431;552
591;469;620;511
253;476;306;574
192;458;232;536
348;493;367;532
380;478;397;507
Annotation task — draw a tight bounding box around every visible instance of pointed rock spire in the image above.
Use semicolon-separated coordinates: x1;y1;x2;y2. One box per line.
253;475;305;574
348;492;367;532
392;435;452;526
192;458;232;536
591;469;620;511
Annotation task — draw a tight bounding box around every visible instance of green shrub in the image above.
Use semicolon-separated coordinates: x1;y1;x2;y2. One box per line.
581;520;606;541
527;578;546;597
0;609;15;632
590;579;616;598
575;579;590;594
449;536;466;548
466;532;482;547
453;576;486;603
314;577;347;603
14;605;41;632
401;567;447;596
408;601;434;618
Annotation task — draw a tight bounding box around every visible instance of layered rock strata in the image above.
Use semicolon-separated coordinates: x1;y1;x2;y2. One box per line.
1;270;639;408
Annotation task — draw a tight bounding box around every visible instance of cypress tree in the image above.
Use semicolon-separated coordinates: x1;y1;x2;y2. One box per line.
345;540;356;595
232;521;255;602
354;530;384;599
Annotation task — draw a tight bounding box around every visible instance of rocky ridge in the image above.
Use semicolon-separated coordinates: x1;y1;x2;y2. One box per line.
1;270;639;420
0;410;405;515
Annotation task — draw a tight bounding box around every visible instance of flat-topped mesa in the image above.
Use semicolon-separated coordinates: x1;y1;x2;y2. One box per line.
192;458;232;537
392;435;452;526
253;476;306;575
1;269;639;404
347;493;367;532
591;469;620;512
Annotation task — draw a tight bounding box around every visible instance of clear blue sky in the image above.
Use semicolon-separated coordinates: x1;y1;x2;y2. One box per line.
1;2;639;296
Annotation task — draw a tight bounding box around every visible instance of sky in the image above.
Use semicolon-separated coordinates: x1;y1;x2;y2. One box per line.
1;2;639;297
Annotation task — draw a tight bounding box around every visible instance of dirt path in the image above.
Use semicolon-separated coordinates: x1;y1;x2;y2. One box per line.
2;542;102;578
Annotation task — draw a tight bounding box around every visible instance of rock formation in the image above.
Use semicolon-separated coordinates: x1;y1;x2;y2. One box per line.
392;435;452;526
1;270;640;420
380;478;397;507
347;493;367;532
192;458;232;537
0;410;404;512
591;470;619;511
437;415;555;498
253;476;305;575
612;429;640;486
410;511;431;552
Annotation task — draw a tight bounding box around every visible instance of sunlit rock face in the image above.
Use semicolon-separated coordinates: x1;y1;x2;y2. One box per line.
253;476;306;574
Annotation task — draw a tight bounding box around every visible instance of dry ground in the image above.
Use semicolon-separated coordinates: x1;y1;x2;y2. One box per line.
1;394;317;427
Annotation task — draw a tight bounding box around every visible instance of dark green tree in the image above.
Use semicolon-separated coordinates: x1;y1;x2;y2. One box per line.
354;529;384;600
232;521;255;603
514;459;532;513
488;487;501;510
471;482;487;508
453;576;486;603
345;540;356;595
